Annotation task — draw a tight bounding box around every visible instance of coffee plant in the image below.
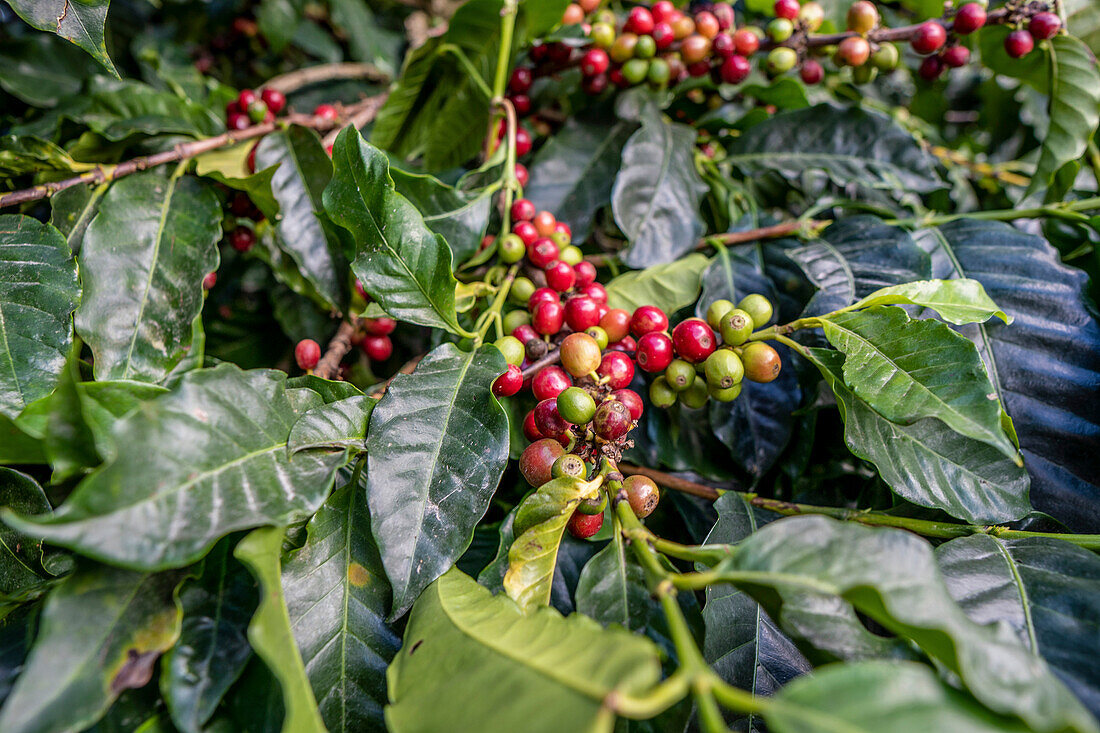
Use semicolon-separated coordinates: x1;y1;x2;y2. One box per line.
2;0;1100;729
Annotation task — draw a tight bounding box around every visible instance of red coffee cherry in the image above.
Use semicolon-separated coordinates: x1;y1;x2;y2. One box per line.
652;22;676;50
720;54;752;83
511;198;536;221
534;398;572;438
568;510;604;539
520;438;566;486
942;45;970;68
363;317;396;336
774;0;800;20
911;22;947;55
952;3;986;34
625;6;655;34
559;332;602;377
522;410;544;441
515;126;533;156
593;398;633;440
600;308;632;342
528;238;560;268
636;332;674;372
630;305;669;337
597;350;635;389
510;94;532;116
573;260;597;288
733;28;760;56
623;475;660;518
202;272;217;290
651;0;676;23
545;260;576;292
681;35;711;64
513;220;538;246
238;88;258;108
314;103;338;120
581;48;610;77
672;318;717;363
493;364;523;397
229;227;255;252
800;59;824;84
838;36;871;66
295;339;321;370
1005;29;1035;58
260;88;286;113
609;335;637;353
528;287;560;313
918;54;944;80
610;388;644;420
532;366;572;401
565;296;601;331
1028;12;1061;41
512;324;539;347
515;163;530;187
712;32;734;57
533;301;565;335
583;282;608;304
695;11;720;38
509;67;533;94
227;113;250;130
533;211;557;237
362;335;393;361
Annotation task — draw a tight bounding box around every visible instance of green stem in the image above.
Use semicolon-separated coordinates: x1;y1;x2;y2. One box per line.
889;196;1100;228
476;264;520;343
607;669;692;719
438;44;494;100
492;0;519;100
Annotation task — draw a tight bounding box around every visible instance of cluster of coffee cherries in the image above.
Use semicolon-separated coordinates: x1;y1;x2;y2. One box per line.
492;199;596;291
225;87;286;131
292;313;395;373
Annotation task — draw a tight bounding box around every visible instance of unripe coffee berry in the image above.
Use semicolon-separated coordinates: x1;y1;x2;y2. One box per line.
799;1;825;31
559;245;583;265
597;350;635;389
871;43;900;71
706;300;735;330
557;387;596;425
649;376;677;408
742;342;782;383
952;3;986;34
681;35;711;64
767;18;794;43
634;34;657;60
738;294;774;329
708;381;742;402
568;510;604;539
636;332;674;373
665;358;696;392
1005;29;1034;58
362;335;392;361
545;260;576;292
671;318;717;363
611;33;639;63
630;305;669;337
495;335;526;366
1029;12;1061;40
704;349;744;389
623;475;660;518
533;301;565;335
560;332;602;377
911;22;947;55
766;47;798;75
498;233;525;263
532;366;572;400
846;1;878;33
622;59;650;85
593;398;633;440
535;398;572;438
295;339;321;370
520;438;566;486
719;309;754;346
511;277;536;306
552;453;588;480
585;326;609;350
680;379;709;409
591;22;615;48
503;310;530;335
493;364;523;397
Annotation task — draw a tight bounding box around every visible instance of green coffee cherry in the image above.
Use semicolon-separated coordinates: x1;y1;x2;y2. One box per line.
665;359;696;392
767;18;794;42
634;34;656;59
649;376;677;408
510;276;535;305
552;453;588;479
494;335;526;366
498;233;525;263
680;379;710;409
870;43;900;71
852;64;878;84
704;349;744;390
559;245;583;265
737;294;774;328
647;58;671;86
585;326;609;351
557;387;597;424
503;309;531;334
591;22;616;49
766;47;798;76
719;309;754;346
622;58;650;85
551;230;571;248
706;299;735;330
708;381;742;402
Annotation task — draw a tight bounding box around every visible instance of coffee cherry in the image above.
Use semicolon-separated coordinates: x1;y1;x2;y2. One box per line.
599;308;631;342
767;47;799;75
634;34;657;60
871;42;900;71
800;59;825;84
526;336;549;361
622;59;650;85
631;305;669;337
1004;29;1035;58
682;34;711;64
528;238;560;268
665;358;696;392
295;339;321;370
718;309;754;346
562;3;584;24
680;379;710;409
712;32;735;57
247;100;268;124
591;22;616;48
911;22;947;55
647;58;672;85
523;410;544;441
611;33;639;63
597;351;635;389
1029;12;1061;40
513;220;538;246
585;326;609;350
942;45;970;68
510;94;530;116
593;398;632;440
609;335;636;353
733;28;761;56
649;376;677;408
314;103;338;121
704;349;744;389
672;15;696;39
238;89;258;108
953;3;986;34
738;294;774;329
529;287;560;313
636;332;674;373
672;318;717;363
503;310;531;335
203;272;217;290
555;221;572;241
229;226;255;252
574;261;597;288
560;332;602;377
852;63;878;84
515;127;533;156
553;453;588;480
568;510;604;539
532;366;572;400
260;88;286;113
651;0;676;23
495;335;526;366
512;198;536;221
515;163;530;187
846;0;878;33
364;317;397;336
493;364;523;397
533;211;557;237
557;386;597;425
720;55;752;84
625;6;655;35
545;260;576;292
583;282;608;304
227;112;249;130
799;1;825;31
705;300;734;330
774;0;800;20
918;54;944;80
511;277;536;306
708;381;742;402
767;18;794;43
362;335;393;361
533;301;565;335
509;67;533;94
561;296;598;332
498;233;526;263
837;36;871;67
581;48;610;77
611;389;644;420
559;245;583;265
520;438;566;486
695;11;720;38
623;475;660;518
742;342;782;383
535;398;572;438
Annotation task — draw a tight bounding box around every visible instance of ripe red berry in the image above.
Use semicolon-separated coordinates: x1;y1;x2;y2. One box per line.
1005;30;1035;58
565;296;601;331
652;22;676;50
515;127;533;156
512;198;535;222
314;103;338;120
714;2;734;29
582;73;609;95
774;0;800;21
651;0;676;23
533;211;557;237
610;388;644;420
733;28;760;56
247;144;257;173
532;366;572;401
592;398;633;440
534;398;572;437
515;163;529;187
599;308;631;342
695;11;720;38
355;279;368;300
609;335;637;353
229;227;255;252
800;59;824;84
631;305;669;337
568;510;604;539
513;323;539;345
712;32;735;57
260;88;285;113
202;272;217;290
597;351;635;389
942;45;970;68
573;261;597;288
513;220;538;246
581;49;610;77
625;6;655;34
528;287;560;313
911;22;947;55
527;238;560;269
510;94;531;116
295;339;320;370
596;303;610;320
520;438;566;486
363;317;397;336
227;113;250;130
522;411;545;442
238;89;258;108
918;54;944;80
952;3;986;35
583;282;608;304
720;54;752;84
545;260;576;292
533;301;565;335
362;335;393;361
509;67;533;93
636;332;674;372
671;318;717;363
493;364;524;397
1029;12;1061;41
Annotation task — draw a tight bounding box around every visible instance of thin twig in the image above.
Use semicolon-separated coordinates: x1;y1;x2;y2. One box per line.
264;62;389;95
619;464;722;500
314;319;360;380
520;347;562;379
322;93;391;148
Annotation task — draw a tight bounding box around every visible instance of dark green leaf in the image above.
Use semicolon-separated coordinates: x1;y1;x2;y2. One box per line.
193;144;281;223
0;469;50;600
288;395;375;454
0;215;80;419
49;183;106;255
77;78;222;140
325;128;464;335
575;532;650;631
604;253;710;314
43;353;100;480
2;0;117;75
75;172;220;383
390;168;494;265
367;344;509;618
0;35;90;106
0;603;37;705
330;0;402;73
4;365;347;570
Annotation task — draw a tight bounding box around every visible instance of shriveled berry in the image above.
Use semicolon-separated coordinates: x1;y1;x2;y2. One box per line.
636;332;674;373
559;332;602;377
593;398;633;440
528;287;560;313
597;350;635;389
719;309;754;346
512;198;536;221
680;379;710;409
671;318;717;363
624;475;660;518
525;337;549;361
649;376;677;408
631;305;669;337
362;335;392;361
665;358;696;392
533;301;565;335
952;3;986;34
295;339;321;370
846;0;878;33
738;294;774;329
528;238;560;269
552;453;588;479
742;342;782;382
535;398;572;438
493;364;523;397
911;22;947;55
600;308;631;342
545;260;576;292
557;386;596;424
495;335;526;366
520;438;566;486
532;366;572;401
568;510;604;539
704;349;744;389
1029;12;1061;40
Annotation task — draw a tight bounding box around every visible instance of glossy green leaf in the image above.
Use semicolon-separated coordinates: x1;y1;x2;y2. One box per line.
386;568;662;733
612;107;707;268
391;168;493;266
524;116;636;241
161;538;256;733
820;306;1019;463
193;144;280;222
234;527;326;733
575;531;649;631
367;343;509;618
849;278;1010;325
0;34;91;107
77;78;222;140
0;469;50;600
806;347;1031;524
0;565;182;733
42;352;100;480
4;365;347;570
325;128;464;335
0;135;83;176
49;183;106;255
283;472;401;732
717;515;1098;733
0;416;44;465
255;127;348;311
3;0;117;75
767;661;1032;733
0;215;80;419
604;254;710;315
287;394;374;455
0;603;37;705
505;475;602;613
938;535;1100;718
75;172;220;383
